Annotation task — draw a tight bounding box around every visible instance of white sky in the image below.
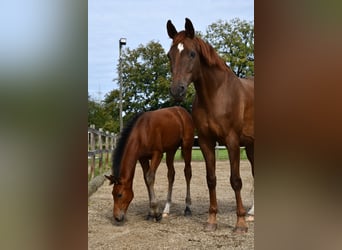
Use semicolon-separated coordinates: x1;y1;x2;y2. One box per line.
88;0;254;101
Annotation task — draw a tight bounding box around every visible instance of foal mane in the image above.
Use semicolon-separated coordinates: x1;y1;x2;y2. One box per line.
112;112;144;181
172;31;229;72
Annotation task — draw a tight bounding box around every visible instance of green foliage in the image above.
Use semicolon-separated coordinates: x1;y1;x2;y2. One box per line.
120;41;172;122
204;18;254;77
116;41;194;124
88;93;119;132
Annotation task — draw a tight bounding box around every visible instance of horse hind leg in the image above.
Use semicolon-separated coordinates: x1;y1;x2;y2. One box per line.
245;144;254;221
227;139;248;233
162;151;176;217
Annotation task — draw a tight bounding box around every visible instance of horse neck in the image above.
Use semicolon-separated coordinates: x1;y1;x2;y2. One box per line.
119;140;139;187
194;64;237;103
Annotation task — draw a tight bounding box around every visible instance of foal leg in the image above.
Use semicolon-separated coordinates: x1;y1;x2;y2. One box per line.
139;158;154;221
182;144;192;216
199;137;217;231
245;144;254;221
145;152;163;221
227;137;248;233
162;150;176;217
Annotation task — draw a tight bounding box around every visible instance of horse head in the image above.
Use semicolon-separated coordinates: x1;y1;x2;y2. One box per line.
167;18;200;101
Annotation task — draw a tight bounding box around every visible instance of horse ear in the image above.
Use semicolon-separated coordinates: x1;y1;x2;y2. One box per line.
167;20;178;39
185;18;195;38
105;174;115;185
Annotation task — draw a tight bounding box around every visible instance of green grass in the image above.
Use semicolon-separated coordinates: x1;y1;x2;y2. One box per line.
88;154;111;181
163;148;247;161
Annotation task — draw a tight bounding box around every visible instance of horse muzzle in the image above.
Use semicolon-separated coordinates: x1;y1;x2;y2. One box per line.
170;83;187;101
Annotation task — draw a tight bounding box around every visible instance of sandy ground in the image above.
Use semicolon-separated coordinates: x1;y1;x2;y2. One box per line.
88;160;254;249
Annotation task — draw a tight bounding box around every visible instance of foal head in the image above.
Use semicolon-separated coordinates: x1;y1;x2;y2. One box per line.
105;175;134;224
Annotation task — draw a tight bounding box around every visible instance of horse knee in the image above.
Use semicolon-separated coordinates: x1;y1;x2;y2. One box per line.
206;175;216;189
230;176;242;190
167;168;175;181
184;166;192;179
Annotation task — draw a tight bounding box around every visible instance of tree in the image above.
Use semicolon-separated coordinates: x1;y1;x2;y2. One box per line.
88;93;118;132
204;18;254;77
117;41;193;123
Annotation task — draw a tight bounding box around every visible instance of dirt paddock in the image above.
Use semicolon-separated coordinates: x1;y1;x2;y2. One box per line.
88;160;254;249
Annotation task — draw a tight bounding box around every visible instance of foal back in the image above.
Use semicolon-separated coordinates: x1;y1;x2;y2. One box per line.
133;106;194;154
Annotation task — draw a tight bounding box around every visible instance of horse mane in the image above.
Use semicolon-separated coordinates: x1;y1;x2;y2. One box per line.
112;112;144;180
172;31;229;72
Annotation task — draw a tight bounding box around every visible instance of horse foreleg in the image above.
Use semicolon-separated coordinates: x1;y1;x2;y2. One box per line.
199;138;217;231
162;151;176;217
182;146;192;216
227;140;248;233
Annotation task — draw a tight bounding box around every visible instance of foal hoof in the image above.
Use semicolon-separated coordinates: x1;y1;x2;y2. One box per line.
233;226;248;234
204;223;217;232
184;207;192;216
162;213;169;218
145;214;154;221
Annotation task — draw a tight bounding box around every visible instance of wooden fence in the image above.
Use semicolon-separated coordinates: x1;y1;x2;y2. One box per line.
88;125;116;181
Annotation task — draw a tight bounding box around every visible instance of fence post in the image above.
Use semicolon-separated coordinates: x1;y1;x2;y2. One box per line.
89;124;96;180
98;128;103;170
105;131;110;167
111;133;116;150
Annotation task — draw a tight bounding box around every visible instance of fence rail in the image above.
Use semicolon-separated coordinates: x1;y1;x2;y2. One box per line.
88;125;117;181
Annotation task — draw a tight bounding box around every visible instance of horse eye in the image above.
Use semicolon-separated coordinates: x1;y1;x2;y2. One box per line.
190;51;196;58
117;193;122;198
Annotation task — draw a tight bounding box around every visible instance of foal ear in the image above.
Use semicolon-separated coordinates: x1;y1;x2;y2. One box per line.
185;18;195;38
167;20;178;39
104;174;115;185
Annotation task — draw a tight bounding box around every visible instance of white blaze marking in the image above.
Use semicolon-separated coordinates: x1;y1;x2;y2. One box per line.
177;43;184;54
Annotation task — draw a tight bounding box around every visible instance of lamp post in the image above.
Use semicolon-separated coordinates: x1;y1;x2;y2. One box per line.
119;38;126;132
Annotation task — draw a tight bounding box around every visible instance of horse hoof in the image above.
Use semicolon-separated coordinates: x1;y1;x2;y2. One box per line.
155;213;163;222
204;223;217;232
246;215;254;222
233;226;248;233
162;213;169;218
184;207;192;216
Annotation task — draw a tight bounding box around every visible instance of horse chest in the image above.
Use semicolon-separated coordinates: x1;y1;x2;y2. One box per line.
194;111;226;138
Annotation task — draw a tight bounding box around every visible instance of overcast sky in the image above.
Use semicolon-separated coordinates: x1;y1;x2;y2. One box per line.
88;0;254;101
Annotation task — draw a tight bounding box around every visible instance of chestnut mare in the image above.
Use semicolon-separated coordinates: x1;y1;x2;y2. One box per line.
105;106;194;224
167;18;254;232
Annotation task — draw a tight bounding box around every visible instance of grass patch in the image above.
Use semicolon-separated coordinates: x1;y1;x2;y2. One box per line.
163;148;247;161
